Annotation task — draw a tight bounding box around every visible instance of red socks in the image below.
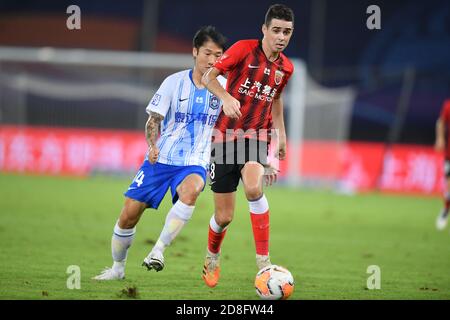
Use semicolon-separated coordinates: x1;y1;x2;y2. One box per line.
207;218;227;254
207;194;270;256
250;211;269;255
249;194;270;256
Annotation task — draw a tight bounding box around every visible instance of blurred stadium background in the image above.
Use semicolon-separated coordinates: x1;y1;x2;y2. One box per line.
1;0;449;194
0;0;449;300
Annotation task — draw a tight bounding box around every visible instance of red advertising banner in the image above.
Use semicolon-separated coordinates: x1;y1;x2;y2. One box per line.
0;125;147;176
297;141;444;194
377;145;444;194
0;125;444;195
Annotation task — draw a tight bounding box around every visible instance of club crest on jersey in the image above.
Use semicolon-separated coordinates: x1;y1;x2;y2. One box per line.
210;96;220;110
275;70;284;86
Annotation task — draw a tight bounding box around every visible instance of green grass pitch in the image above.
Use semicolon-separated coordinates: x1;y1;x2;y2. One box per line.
0;173;449;300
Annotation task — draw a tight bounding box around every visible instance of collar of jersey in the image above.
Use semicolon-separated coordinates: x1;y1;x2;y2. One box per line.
258;40;282;65
189;69;207;90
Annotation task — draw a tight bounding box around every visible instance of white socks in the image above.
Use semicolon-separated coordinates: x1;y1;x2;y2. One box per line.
110;200;194;273
111;222;136;272
209;214;228;233
249;194;269;214
153;200;194;254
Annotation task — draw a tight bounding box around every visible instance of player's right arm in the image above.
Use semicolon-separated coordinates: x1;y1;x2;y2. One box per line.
145;112;164;163
202;40;252;120
145;74;175;163
202;67;241;119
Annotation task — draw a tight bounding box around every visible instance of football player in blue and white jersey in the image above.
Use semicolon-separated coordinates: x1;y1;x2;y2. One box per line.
93;26;227;280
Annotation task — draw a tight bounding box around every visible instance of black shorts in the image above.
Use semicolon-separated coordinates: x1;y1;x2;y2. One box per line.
209;139;268;193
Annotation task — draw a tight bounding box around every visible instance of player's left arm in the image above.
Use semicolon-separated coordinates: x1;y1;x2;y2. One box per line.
271;96;287;160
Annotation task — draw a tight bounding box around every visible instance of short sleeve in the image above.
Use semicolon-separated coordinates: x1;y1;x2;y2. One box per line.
214;40;249;74
146;75;175;117
217;75;227;89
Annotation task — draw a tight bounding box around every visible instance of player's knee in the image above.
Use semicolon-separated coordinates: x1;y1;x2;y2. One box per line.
118;213;138;229
178;186;202;205
244;185;263;201
178;180;203;205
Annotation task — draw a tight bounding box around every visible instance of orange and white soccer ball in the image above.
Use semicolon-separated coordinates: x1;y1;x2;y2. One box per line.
254;265;294;300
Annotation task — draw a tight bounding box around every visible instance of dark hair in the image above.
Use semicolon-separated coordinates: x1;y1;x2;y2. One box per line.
264;4;294;27
192;26;227;50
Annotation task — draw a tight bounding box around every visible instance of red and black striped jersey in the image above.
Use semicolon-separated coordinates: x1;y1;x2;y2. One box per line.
213;39;294;141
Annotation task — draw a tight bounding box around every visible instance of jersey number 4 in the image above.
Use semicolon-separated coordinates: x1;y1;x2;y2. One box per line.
133;170;145;187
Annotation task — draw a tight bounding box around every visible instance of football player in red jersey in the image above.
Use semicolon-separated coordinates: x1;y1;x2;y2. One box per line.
435;99;450;230
201;4;295;287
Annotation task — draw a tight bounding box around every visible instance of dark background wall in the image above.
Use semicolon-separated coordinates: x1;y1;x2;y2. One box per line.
0;0;449;145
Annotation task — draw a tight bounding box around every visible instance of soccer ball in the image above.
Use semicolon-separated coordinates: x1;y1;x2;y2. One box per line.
254;265;294;300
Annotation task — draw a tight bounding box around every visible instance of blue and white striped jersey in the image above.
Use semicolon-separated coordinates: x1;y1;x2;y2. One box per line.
145;69;226;169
